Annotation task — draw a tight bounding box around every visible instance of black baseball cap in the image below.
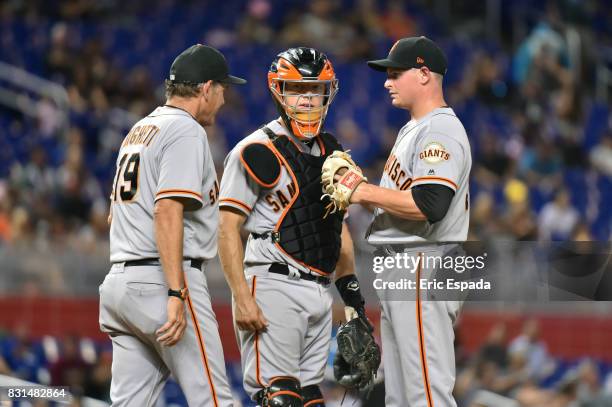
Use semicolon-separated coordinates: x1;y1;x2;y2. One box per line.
367;36;447;75
169;44;246;85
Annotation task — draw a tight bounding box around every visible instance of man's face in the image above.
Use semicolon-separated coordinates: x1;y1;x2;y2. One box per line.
283;82;326;110
384;68;420;109
198;82;226;126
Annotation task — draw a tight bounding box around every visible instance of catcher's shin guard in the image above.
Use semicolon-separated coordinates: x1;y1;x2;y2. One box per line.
302;385;325;406
255;376;303;407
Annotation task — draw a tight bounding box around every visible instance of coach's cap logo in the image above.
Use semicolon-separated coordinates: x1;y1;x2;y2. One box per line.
419;142;450;164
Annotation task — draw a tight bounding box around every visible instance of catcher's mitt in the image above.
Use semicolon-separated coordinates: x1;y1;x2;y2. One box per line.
333;315;381;392
321;150;366;217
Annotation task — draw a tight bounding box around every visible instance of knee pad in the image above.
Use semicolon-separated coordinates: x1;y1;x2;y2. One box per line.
302;384;325;406
255;376;303;407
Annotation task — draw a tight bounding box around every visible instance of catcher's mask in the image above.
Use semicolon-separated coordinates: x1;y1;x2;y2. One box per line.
268;47;338;140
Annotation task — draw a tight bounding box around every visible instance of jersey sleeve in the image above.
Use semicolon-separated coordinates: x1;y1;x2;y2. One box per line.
219;146;259;216
411;132;466;192
155;133;204;208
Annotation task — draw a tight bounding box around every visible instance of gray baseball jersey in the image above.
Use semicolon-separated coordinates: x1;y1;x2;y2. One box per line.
219;119;325;275
366;106;471;243
368;106;471;407
219;119;334;399
102;105;234;406
109;105;220;262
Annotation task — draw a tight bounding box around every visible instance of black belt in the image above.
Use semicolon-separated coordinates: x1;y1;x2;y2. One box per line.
251;231;280;243
123;258;204;270
268;263;330;286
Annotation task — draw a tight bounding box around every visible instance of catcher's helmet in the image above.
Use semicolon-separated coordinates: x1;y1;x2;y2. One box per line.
268;47;338;139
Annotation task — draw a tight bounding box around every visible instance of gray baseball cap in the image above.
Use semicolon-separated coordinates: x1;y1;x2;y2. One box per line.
169;44;246;85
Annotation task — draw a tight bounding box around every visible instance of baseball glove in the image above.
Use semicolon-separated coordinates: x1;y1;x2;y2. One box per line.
333;315;381;392
321;150;367;217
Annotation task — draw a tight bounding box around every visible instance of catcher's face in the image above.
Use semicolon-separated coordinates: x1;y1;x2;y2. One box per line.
276;80;335;139
282;82;326;110
384;68;425;109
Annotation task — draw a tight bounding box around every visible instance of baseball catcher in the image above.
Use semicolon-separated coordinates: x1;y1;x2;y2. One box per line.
218;47;376;407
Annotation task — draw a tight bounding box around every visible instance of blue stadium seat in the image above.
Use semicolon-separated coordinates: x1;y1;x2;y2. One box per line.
583;103;609;151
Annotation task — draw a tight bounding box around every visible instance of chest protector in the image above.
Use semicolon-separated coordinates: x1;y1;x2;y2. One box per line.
262;127;344;274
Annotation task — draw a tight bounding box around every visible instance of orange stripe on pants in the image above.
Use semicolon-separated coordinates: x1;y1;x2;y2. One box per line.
184;276;220;407
415;254;434;407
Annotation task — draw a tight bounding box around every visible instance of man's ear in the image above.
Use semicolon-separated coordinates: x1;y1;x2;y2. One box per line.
419;67;431;85
201;80;213;100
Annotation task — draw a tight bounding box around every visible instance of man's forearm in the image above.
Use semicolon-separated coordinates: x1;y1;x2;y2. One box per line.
218;211;251;300
351;183;427;221
334;223;369;323
154;199;185;291
334;223;356;280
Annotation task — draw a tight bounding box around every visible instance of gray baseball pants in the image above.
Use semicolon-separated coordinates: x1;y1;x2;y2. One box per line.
99;260;234;406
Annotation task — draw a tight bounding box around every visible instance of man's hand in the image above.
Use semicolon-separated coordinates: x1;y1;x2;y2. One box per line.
321;150;367;217
333;167;347;181
156;296;187;346
234;294;268;332
218;208;269;332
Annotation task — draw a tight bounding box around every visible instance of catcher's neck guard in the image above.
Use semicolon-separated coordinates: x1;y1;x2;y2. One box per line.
268;47;338;140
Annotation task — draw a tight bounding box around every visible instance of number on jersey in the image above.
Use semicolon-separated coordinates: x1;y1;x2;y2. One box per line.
111;152;140;202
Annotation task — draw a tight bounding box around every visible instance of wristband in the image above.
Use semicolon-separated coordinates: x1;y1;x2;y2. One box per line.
168;287;189;301
335;274;365;312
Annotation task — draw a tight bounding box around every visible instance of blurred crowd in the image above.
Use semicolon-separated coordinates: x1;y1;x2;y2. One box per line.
3;318;612;406
0;327;112;403
454;319;612;407
0;0;610;251
0;1;611;404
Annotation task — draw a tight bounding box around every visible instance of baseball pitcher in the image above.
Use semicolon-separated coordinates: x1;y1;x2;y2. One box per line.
321;36;472;407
